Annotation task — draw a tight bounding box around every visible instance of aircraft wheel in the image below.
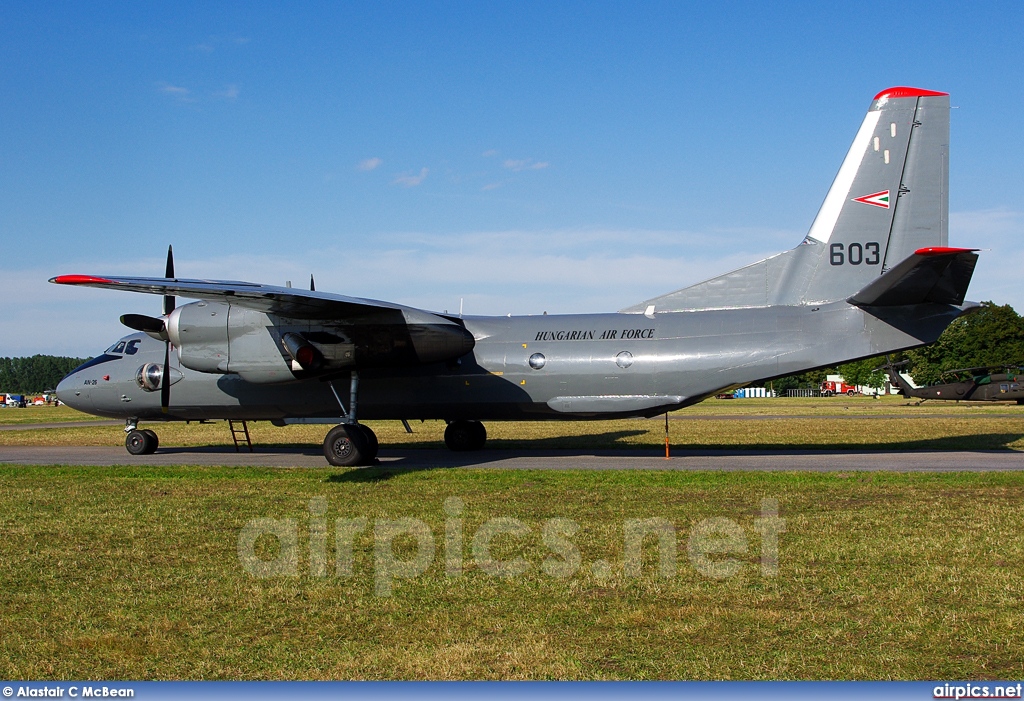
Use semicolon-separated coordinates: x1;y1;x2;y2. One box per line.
323;424;370;467
126;429;157;456
141;429;160;452
444;420;487;452
354;424;379;462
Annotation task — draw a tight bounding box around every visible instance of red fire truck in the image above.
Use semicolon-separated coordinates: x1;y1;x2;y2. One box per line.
820;380;858;397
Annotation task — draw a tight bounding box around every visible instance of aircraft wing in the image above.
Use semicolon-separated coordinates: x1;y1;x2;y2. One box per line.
847;247;979;307
49;274;446;322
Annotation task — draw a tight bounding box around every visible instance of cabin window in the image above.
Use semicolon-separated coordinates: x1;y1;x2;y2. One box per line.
1000;384;1009;393
615;351;634;369
528;353;546;370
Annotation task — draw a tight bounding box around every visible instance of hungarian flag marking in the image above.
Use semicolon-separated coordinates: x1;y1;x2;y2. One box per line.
853;190;890;209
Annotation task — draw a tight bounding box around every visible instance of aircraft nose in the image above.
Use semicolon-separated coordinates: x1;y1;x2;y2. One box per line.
55;372;89;410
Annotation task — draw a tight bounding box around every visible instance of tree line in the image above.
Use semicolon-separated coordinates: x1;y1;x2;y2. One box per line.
0;355;89;395
772;302;1024;392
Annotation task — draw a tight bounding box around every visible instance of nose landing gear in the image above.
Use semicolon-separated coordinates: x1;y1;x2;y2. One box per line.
125;420;159;455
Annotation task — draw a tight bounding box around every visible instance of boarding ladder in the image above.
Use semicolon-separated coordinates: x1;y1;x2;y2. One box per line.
229;420;253;452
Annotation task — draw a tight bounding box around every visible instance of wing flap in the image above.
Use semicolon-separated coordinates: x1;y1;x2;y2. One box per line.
847;247;979;307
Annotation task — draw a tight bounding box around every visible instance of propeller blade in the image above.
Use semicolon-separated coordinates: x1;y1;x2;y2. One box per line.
160;341;171;412
163;245;175;316
120;314;165;334
310;274;315;292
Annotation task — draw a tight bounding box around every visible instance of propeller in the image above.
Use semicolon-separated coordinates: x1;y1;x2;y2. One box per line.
159;246;175;412
163;245;176;315
118;246;177;413
120;313;165;334
160;336;171;411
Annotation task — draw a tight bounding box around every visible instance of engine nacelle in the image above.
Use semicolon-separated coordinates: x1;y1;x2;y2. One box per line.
166;300;475;384
166;301;231;373
167;302;295;383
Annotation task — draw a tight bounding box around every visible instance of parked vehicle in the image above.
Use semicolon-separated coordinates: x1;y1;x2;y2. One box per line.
820;380;858;397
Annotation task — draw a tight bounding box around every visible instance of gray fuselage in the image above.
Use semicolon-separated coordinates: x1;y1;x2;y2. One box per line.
57;300;968;423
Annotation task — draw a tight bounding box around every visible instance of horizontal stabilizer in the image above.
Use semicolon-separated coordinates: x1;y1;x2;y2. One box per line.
847;247;978;307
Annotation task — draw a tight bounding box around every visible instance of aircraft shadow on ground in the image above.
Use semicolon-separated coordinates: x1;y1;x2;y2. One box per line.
150;430;1024;479
160;429;652;455
322;432;1024;482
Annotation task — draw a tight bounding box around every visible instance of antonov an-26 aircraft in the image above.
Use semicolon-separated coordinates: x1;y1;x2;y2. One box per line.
53;87;979;466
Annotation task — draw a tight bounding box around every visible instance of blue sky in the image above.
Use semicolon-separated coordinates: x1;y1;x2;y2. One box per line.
2;1;1022;356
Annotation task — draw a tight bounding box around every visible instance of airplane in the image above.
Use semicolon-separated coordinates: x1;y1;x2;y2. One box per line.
52;86;980;466
882;360;1024;403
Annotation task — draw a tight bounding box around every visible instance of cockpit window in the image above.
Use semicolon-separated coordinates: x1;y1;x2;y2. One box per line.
103;339;140;355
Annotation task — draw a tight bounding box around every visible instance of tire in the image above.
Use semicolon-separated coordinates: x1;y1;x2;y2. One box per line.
444;420;487;452
323;424;370;467
847;389;855;396
354;424;379;462
125;429;156;456
141;429;159;453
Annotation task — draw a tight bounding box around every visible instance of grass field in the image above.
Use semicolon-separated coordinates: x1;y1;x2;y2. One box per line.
1;465;1023;679
2;397;1024;680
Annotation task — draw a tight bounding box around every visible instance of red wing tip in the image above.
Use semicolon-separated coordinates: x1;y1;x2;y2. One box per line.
915;247;979;256
51;274;118;285
874;87;948;101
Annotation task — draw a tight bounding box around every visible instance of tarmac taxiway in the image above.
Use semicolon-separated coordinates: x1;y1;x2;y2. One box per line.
2;445;1024;471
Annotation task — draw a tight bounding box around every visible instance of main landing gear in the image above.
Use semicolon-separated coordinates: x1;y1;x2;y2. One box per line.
124;419;159;455
323;420;488;466
444;420;487;451
323;423;379;467
320;372;491;466
322;370;380;467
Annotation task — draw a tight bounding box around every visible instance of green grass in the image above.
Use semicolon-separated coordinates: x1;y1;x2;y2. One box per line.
1;465;1023;679
0;405;102;424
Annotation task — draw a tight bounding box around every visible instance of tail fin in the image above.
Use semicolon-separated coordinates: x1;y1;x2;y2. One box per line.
622;87;951;313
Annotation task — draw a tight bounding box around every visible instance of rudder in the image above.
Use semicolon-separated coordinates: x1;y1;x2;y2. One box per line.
801;87;950;303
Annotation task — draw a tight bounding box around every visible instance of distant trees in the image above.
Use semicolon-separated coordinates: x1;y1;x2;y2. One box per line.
905;302;1024;385
836;358;887;390
0;356;89;394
